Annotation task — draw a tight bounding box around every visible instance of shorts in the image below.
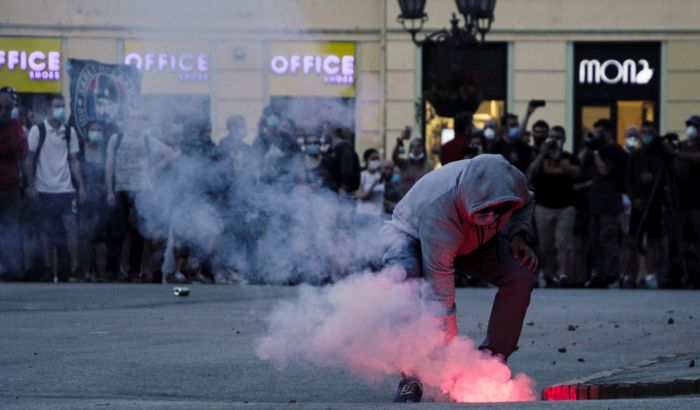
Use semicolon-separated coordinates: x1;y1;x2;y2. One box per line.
38;192;77;219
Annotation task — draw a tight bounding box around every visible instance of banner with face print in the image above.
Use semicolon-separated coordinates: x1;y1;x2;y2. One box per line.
68;59;141;140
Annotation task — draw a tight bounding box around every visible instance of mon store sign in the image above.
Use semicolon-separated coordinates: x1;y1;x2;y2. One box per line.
579;58;654;85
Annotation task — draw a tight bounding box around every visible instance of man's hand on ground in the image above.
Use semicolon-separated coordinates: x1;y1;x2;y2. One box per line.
510;235;538;272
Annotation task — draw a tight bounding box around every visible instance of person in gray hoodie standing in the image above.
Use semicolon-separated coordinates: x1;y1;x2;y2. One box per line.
382;154;537;403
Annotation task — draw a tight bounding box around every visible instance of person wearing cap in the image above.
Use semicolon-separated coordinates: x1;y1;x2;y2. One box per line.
673;115;700;287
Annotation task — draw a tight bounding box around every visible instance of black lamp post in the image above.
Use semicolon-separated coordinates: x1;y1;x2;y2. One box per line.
397;0;496;46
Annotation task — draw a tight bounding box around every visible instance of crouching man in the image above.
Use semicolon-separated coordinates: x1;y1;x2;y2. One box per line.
381;154;538;403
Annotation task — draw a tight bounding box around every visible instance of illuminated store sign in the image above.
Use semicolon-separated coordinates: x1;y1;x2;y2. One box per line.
123;40;210;94
579;58;654;85
124;52;208;81
0;37;62;93
269;42;356;97
270;54;354;85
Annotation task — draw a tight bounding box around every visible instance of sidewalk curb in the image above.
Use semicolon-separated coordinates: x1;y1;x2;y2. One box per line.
541;378;700;400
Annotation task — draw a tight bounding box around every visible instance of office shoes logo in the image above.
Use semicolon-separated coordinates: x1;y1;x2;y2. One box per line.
579;59;654;85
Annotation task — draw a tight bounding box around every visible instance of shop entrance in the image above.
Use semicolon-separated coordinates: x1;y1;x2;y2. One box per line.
573;42;661;152
577;100;656;146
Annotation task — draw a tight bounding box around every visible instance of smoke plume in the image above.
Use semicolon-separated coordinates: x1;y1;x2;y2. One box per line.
256;270;536;403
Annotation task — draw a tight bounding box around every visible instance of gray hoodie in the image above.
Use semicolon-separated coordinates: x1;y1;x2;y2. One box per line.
386;154;534;311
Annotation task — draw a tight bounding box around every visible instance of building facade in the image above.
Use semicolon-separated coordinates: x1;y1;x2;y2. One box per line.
1;0;699;157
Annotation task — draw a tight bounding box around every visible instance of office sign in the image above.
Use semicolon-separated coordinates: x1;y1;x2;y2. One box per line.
124;40;209;94
269;42;355;97
0;37;62;93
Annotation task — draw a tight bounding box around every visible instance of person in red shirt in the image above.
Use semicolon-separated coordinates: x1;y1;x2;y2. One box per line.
440;111;473;165
0;90;28;280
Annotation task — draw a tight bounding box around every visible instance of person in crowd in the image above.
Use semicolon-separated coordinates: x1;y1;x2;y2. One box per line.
79;120;111;281
381;160;400;218
623;121;666;288
24;94;86;281
392;132;432;198
623;125;639;154
530;120;550;151
579;118;628;287
300;132;332;191
382;154;537;402
493;113;533;173
463;134;485;160
355;148;384;221
673;115;700;288
327;127;361;195
481;119;498;154
528;126;581;287
440;112;473;165
0;90;28;281
105;102;178;281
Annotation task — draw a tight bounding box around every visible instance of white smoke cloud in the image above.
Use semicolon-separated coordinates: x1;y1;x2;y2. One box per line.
256;270;536;403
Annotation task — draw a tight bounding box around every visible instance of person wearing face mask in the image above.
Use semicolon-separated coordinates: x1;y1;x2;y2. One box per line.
440;112;473;165
623;121;666;288
481;119;498;154
77;120;110;281
24;94;86;282
673;115;700;287
528;126;581;288
494;113;533;173
392;134;432;198
382;154;537;403
381;160;400;218
624;125;639;154
355;148;385;220
301;133;332;191
0;90;28;281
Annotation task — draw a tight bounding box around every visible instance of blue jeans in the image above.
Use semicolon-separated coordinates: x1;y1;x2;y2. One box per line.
381;225;533;359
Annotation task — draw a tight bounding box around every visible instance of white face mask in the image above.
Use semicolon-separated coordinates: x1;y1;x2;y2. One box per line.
483;127;496;140
10;107;19;119
687;126;698;141
625;137;638;148
408;152;425;161
52;107;65;122
368;160;381;171
88;130;104;142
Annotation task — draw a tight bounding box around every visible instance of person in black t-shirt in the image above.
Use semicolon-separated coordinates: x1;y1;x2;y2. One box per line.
528;125;581;287
579;119;628;287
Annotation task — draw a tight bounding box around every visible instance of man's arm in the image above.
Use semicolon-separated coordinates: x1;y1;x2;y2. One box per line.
675;150;700;164
592;150;611;176
23;125;39;200
527;146;546;179
69;154;86;203
419;210;463;342
392;138;407;169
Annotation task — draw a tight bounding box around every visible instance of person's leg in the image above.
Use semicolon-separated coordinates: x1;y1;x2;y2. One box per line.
62;213;80;273
454;235;534;359
554;206;575;285
106;192;129;278
599;214;622;282
0;188;24;278
126;194;144;277
535;206;557;285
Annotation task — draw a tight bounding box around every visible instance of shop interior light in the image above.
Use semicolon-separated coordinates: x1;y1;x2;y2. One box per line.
397;0;496;46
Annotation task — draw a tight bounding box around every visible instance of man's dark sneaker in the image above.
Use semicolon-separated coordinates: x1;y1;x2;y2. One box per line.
393;374;423;403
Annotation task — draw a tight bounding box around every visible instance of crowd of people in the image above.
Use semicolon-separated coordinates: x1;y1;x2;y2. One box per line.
1;87;699;289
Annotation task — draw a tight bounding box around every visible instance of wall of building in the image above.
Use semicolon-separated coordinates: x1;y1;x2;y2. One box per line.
1;0;700;156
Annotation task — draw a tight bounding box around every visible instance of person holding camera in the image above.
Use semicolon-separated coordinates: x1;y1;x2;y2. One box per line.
623;121;666;288
579;119;629;287
528;126;581;287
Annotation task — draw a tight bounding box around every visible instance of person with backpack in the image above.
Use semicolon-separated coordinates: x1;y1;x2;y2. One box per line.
24;94;86;281
104;103;178;281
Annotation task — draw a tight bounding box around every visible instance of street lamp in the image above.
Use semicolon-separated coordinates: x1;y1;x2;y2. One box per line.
397;0;496;46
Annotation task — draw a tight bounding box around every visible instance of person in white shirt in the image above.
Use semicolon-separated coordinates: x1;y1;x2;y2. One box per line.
24;94;86;281
355;148;384;220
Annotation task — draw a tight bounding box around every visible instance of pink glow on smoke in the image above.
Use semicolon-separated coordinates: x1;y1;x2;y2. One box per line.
256;271;536;403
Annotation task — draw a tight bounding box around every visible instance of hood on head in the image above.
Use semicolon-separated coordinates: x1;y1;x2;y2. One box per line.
456;154;527;221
